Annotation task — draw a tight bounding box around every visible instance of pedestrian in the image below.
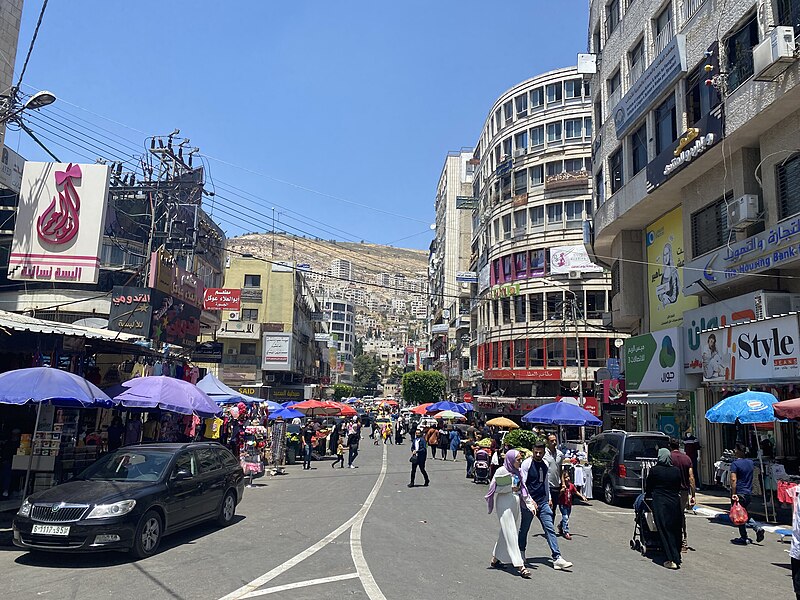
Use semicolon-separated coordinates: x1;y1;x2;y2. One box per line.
784;482;800;600
438;424;450;461
329;421;340;456
408;427;429;487
544;433;566;511
450;426;461;460
385;422;393;445
331;436;346;468
486;449;530;579
557;469;588;540
669;438;696;551
466;434;479;479
730;443;766;545
106;416;125;452
302;422;314;470
426;425;439;459
518;442;573;570
683;429;701;489
645;448;683;569
395;421;404;445
347;417;360;468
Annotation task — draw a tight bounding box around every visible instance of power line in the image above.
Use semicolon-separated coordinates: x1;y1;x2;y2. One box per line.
15;0;48;89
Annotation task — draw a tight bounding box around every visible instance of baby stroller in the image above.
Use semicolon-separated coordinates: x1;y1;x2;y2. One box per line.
473;449;491;484
630;458;661;555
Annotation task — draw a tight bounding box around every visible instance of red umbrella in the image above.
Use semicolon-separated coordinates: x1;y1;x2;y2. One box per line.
379;399;398;406
289;399;340;417
410;403;432;415
774;398;800;420
328;401;358;417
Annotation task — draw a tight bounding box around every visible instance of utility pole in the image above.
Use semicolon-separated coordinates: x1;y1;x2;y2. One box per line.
570;294;585;409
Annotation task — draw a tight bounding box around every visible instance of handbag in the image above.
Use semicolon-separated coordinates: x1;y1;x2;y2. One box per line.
410;453;419;465
729;500;749;526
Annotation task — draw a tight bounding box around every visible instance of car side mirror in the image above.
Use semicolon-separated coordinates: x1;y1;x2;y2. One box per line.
173;468;193;481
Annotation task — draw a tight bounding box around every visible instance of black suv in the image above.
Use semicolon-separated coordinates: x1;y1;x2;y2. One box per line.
587;430;669;505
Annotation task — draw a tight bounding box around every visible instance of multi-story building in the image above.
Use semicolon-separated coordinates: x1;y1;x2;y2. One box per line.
321;298;355;384
588;0;800;478
217;256;328;402
470;67;615;417
0;0;22;149
328;258;355;282
428;150;474;395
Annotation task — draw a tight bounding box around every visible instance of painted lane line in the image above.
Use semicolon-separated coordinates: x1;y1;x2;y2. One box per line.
350;446;389;600
240;573;359;598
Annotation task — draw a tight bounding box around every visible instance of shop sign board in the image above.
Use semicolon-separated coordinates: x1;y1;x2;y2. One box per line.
602;379;626;404
703;314;800;382
262;322;285;332
431;323;449;334
490;283;520;299
191;341;223;363
684;214;800;294
108;286;152;337
613;34;687;139
150;288;201;347
544;170;590;191
240;288;263;303
148;248;204;308
203;288;241;311
216;320;260;339
0;145;24;193
9;162;110;284
262;332;293;370
483;368;561;380
478;264;490;293
315;333;331;342
549;245;603;274
624;327;683;391
221;364;258;385
456;271;478;283
456;196;478;209
271;387;304;401
646;207;697;331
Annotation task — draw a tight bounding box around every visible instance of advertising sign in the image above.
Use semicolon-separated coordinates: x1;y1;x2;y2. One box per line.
9;162;110;284
148;248;204;308
646;207;698;331
478;264;490;293
431;323;449;334
602;379;626;404
456;196;478;209
530;249;546;277
549;245;603;274
456;271;478;283
150;288;201;347
0;145;24;193
483;368;561;380
108;286;152;337
191;342;223;363
624;327;683;391
217;320;260;339
703;314;800;382
262;333;293;370
490;283;520;299
203;288;241;311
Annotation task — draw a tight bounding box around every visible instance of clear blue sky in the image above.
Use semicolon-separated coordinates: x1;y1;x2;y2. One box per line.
10;1;589;250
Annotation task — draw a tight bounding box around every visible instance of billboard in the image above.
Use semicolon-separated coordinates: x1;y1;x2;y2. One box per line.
203;288;241;311
646;207;697;331
148;248;204;308
262;333;293;370
108;286;152;337
150;288;201;347
624;327;683;391
191;342;223;363
0;145;25;193
549;245;603;274
9;162;110;284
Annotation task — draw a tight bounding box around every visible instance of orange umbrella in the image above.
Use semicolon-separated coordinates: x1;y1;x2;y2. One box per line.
289;399;340;417
410;403;433;414
379;399;398;406
328;401;358;417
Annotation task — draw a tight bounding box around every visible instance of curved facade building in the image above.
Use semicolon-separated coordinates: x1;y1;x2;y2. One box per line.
469;67;617;414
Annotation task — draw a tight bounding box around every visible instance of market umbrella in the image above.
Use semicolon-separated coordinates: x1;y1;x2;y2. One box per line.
117;376;221;417
409;403;433;415
328;401;358;417
196;373;271;407
521;401;602;426
345;397;360;404
457;402;474;413
268;407;303;420
485;416;520;429
774;397;800;420
378;399;398;407
427;401;467;414
282;401;301;408
289;399;341;417
432;410;466;420
705;390;782;522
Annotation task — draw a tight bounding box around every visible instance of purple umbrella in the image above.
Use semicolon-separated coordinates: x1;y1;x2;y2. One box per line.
117;376;221;417
0;367;112;407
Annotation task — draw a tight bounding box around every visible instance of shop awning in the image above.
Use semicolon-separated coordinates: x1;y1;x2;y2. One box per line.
626;393;681;405
0;309;143;342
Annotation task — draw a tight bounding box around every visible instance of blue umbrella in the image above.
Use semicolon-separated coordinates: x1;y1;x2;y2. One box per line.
282;400;301;408
196;373;265;406
521;401;602;426
457;402;473;413
0;367;113;407
427;401;468;414
705;390;782;424
268;407;303;420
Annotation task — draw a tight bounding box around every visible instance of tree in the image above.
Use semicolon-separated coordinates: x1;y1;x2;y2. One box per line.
332;383;353;401
386;365;405;384
354;338;364;358
401;371;446;406
353;353;382;394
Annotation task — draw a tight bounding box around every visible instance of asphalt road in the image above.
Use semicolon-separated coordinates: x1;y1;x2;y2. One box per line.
0;440;794;599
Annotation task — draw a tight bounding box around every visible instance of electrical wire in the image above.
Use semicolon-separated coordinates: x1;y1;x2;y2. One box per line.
15;0;48;89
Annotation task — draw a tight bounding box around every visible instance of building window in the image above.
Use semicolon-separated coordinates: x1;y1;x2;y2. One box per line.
502;137;513;157
514;296;527;324
546;122;563;143
502;340;511;367
595;168;605;207
530;165;544;186
607;69;621;95
546;82;563;103
515;94;528;117
594;100;603;129
546;161;563;177
241;308;259;322
685;63;720;127
584;117;593;138
529;205;544;226
513;339;526;367
586;290;607;318
502;298;511;325
503;100;514;124
606;0;621;37
593;26;602;53
515;131;528;150
654;3;673;55
565;118;583;139
513;209;527;230
240;342;257;355
565;158;584;173
547;203;563;227
502;214;512;239
547;291;564;321
503;255;513;280
530;87;544;108
514;251;528;279
631;122;648;175
654;94;677;155
501;174;512;200
528;338;544;367
609;147;624;193
725;14;759;91
778;153;800;219
244;274;261;288
564;78;583;99
691;193;732;256
547;339;565;367
586;338;608;367
629;37;645;84
529;293;544;321
514;170;528;196
778;0;800;29
530;125;544;147
565;200;584;229
493;219;500;242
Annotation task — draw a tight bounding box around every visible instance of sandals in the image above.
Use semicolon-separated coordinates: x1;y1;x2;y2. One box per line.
490;558;502;569
518;566;532;579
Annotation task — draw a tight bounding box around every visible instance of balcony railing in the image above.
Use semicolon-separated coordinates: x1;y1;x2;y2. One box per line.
684;0;706;21
628;59;644;87
654;21;674;56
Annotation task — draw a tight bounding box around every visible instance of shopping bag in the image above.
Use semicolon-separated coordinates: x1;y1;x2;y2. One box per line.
729;500;749;526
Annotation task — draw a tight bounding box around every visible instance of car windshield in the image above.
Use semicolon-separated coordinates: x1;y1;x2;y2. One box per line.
623;437;668;462
79;450;172;482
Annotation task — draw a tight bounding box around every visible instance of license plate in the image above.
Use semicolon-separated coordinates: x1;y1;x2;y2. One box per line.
32;524;70;536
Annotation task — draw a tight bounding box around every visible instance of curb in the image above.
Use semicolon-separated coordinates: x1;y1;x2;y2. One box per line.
691;505;789;535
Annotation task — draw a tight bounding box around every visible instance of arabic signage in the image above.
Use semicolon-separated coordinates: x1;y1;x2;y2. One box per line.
240;288;263;303
108;286;152;337
431;323;449;334
456;271;478;283
544;170;590;191
549;245;603;274
217;320;260;339
203;288;241;311
558;395;600;416
602;379;626;404
646;110;723;193
191;342;223;363
613;34;687;139
315;333;331;342
271;387;304;401
483;368;562;380
149;248;204;308
456;196;478;209
684;214;800;294
703;314;800;382
9;162;110;284
150;288;201;347
262;333;293;371
646;207;697;331
496;159;514;176
0;145;24;192
624;327;683;391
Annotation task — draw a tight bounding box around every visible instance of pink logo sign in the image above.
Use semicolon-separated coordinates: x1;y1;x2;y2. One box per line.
37;163;82;245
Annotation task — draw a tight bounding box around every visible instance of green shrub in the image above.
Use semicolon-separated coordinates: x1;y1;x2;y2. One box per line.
502;429;544;451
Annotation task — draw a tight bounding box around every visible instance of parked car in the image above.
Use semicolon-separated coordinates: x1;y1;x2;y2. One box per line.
587;430;669;505
13;442;245;558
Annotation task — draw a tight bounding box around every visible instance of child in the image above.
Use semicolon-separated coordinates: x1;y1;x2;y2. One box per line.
558;470;588;540
331;437;346;468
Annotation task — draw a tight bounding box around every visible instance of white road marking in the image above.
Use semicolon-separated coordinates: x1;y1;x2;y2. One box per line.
240;573;359;598
218;445;388;600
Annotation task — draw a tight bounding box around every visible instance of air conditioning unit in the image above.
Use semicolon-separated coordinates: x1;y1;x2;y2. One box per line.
754;291;800;320
264;374;276;382
513;148;527;158
228;310;240;321
753;26;796;81
568;270;582;280
726;194;760;229
227;348;238;355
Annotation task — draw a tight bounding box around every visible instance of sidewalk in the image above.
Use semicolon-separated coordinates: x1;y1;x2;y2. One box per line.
693;486;793;535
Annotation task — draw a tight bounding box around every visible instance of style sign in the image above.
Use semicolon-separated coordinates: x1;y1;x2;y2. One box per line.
108;286;152;338
549;245;603;274
262;333;293;370
624;327;683;391
203;288;242;311
9;162;110;284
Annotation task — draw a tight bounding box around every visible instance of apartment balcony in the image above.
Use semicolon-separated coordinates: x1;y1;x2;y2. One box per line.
684;0;706;21
627;60;644;87
653;21;674;56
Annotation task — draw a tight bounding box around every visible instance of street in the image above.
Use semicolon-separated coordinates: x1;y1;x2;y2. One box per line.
0;441;793;599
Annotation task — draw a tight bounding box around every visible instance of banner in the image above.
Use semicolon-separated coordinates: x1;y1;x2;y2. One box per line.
148;248;204;308
150;288;201;347
624;327;683;391
9;162;110;284
203;288;241;311
549;245;602;274
108;286;152;337
646;207;697;331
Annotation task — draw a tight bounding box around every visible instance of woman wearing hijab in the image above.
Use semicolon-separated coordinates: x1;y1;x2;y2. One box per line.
449;426;461;460
645;447;684;569
485;449;531;579
438;424;450;461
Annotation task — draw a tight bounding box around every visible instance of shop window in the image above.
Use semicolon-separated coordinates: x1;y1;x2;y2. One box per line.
529;293;544;321
778;153;800;219
514;251;528;279
244;274;261;288
502;297;511;324
691;193;731;257
586;290;607;319
655;94;677;155
725;14;759;91
586;338;608;367
631;122;648;175
515;339;527;367
514;295;527;323
240;342;257;355
502;340;511;367
528;338;545;367
547;338;564;367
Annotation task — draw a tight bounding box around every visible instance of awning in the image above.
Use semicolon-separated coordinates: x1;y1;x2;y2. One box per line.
0;309;143;342
626;393;681;405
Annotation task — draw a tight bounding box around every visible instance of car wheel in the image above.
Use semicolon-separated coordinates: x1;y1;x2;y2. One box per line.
603;480;617;505
217;491;236;527
131;510;162;559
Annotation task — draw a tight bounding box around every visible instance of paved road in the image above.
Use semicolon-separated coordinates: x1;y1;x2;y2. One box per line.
0;440;794;599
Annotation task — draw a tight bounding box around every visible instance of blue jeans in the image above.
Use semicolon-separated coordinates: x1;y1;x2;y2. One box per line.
466;453;475;476
558;504;572;534
518;501;561;560
734;494;763;539
303;444;312;469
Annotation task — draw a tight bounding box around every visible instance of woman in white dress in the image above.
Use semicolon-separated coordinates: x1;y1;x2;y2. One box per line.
485;449;531;578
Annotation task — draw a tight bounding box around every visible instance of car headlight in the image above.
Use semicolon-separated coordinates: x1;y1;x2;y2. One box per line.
86;499;136;519
17;498;32;518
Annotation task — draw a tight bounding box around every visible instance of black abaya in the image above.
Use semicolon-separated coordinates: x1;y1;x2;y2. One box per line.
646;464;683;565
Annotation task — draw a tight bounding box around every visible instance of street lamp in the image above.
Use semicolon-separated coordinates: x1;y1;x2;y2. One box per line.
0;89;56;124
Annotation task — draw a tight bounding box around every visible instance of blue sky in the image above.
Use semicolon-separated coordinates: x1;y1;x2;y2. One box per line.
9;1;589;250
